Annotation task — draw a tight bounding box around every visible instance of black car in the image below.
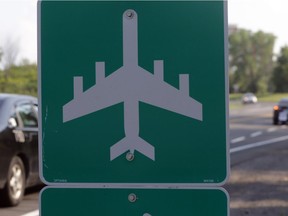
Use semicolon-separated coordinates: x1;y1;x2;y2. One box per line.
0;93;39;206
273;98;288;125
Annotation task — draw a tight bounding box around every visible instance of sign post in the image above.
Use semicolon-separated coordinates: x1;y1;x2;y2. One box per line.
39;0;229;215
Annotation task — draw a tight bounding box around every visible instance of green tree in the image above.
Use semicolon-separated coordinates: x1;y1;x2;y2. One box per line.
0;47;2;63
2;38;19;70
229;29;276;94
272;46;288;92
0;39;37;96
0;63;37;96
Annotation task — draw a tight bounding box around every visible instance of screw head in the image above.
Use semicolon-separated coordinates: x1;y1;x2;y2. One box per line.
128;193;137;202
125;10;134;19
126;152;135;161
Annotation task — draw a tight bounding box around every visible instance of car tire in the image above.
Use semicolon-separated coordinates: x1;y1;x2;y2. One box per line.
0;156;26;207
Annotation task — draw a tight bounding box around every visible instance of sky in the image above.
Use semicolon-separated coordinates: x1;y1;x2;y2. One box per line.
0;0;287;66
0;0;37;66
228;0;288;53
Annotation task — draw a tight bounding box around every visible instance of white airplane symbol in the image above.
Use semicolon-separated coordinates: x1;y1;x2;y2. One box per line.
63;9;203;161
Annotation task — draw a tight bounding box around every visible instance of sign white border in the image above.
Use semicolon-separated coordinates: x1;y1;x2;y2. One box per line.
37;0;230;187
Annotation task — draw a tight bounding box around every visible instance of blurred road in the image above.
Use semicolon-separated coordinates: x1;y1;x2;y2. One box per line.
227;102;288;216
1;102;288;216
0;186;41;216
227;139;288;216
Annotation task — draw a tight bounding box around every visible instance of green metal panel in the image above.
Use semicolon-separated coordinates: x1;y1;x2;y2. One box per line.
40;187;228;216
39;1;228;184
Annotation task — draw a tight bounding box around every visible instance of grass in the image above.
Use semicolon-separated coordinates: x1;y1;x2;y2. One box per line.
229;93;243;101
229;93;288;110
229;101;244;110
258;93;288;102
230;93;288;103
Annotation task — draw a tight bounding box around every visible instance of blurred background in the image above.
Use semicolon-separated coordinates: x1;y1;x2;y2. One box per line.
0;0;287;216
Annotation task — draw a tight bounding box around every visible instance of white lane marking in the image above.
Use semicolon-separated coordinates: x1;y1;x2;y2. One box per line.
230;135;288;153
267;127;277;133
231;136;245;144
250;131;262;138
21;210;39;216
281;125;287;129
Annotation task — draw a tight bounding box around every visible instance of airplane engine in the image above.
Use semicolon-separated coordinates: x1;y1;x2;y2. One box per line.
154;60;164;80
179;74;189;95
73;76;83;99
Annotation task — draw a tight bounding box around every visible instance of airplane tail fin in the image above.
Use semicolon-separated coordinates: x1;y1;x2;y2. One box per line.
110;136;155;161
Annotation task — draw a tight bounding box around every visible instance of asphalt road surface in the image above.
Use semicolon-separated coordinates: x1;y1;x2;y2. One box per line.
227;102;288;216
1;102;287;216
0;186;41;216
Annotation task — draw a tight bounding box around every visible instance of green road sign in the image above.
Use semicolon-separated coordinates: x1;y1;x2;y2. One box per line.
40;187;228;216
39;1;229;185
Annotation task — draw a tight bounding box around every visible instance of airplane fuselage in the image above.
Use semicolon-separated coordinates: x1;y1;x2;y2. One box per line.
63;9;202;161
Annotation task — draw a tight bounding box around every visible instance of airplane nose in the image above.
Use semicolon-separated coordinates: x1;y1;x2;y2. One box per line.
124;9;137;20
123;9;138;66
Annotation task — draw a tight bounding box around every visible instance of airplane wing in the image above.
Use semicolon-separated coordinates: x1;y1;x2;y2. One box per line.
136;67;203;121
63;67;126;122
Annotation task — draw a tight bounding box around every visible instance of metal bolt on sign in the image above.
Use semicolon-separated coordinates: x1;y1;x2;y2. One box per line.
126;152;135;161
128;193;137;202
125;10;134;19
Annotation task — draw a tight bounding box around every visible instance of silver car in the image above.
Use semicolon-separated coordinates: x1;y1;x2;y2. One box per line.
242;93;257;104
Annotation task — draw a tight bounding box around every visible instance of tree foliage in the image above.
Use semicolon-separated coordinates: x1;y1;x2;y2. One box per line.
229;29;276;94
2;38;19;70
0;63;37;96
272;46;288;92
0;47;2;63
